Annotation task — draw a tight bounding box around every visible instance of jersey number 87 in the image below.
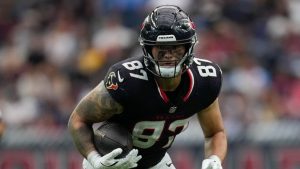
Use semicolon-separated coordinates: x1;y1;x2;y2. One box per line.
132;118;189;149
122;59;217;81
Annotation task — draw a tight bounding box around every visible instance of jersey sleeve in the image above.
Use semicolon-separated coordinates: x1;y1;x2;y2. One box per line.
192;58;223;108
103;63;129;105
209;62;222;100
103;58;149;106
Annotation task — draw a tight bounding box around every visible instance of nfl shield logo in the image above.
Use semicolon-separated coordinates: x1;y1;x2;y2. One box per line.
169;106;177;113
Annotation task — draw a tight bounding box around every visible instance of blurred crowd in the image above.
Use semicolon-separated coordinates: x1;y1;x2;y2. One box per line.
0;0;300;140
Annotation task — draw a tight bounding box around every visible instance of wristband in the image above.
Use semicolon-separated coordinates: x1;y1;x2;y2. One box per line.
87;150;101;166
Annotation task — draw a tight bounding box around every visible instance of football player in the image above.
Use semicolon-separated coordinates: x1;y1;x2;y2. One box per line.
68;5;227;169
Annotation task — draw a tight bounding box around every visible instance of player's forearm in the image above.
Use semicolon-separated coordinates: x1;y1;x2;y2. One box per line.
204;130;227;162
0;120;5;138
68;113;96;158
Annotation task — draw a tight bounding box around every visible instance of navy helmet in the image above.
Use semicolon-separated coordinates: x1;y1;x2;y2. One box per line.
139;5;197;78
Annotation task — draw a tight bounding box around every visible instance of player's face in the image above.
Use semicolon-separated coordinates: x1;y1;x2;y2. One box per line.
151;45;186;66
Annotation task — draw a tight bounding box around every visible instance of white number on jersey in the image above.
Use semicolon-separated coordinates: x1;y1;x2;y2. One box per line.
194;58;217;77
132;118;189;149
122;61;148;80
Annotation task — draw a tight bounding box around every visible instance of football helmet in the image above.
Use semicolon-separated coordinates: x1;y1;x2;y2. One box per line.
139;5;197;78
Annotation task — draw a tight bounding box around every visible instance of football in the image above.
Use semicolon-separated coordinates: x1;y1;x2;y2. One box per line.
93;122;133;158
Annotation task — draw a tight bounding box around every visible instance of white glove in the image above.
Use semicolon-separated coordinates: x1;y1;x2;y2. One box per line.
201;155;222;169
83;148;142;169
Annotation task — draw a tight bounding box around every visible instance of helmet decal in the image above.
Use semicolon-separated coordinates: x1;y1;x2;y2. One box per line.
156;35;176;42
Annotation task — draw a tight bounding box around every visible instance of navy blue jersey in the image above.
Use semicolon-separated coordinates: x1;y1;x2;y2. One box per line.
103;56;222;168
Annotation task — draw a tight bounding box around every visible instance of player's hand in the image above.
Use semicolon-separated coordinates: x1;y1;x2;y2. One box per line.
201;155;222;169
84;148;142;169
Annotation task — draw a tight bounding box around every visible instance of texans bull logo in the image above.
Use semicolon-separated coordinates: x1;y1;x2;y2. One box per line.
105;72;119;90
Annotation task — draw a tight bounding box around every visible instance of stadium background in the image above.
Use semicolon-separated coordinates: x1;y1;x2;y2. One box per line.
1;0;300;168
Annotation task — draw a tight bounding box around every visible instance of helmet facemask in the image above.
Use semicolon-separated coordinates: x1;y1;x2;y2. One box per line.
141;41;197;78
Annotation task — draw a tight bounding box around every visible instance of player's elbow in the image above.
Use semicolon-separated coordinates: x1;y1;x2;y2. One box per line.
215;129;227;141
68;111;85;132
204;129;226;139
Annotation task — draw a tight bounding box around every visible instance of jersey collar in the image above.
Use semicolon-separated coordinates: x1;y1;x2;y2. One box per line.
156;69;194;103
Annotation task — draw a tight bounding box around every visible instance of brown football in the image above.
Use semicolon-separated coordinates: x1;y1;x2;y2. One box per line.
93;122;133;158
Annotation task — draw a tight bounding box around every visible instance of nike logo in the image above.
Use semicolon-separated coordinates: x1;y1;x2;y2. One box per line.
117;71;124;82
166;162;173;167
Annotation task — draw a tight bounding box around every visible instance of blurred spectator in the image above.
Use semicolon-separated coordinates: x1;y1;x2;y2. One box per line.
92;15;137;65
0;1;16;47
1;84;39;127
226;55;270;99
220;91;246;140
43;9;80;69
287;0;300;32
282;79;300;118
99;0;147;28
77;47;106;76
195;19;243;66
